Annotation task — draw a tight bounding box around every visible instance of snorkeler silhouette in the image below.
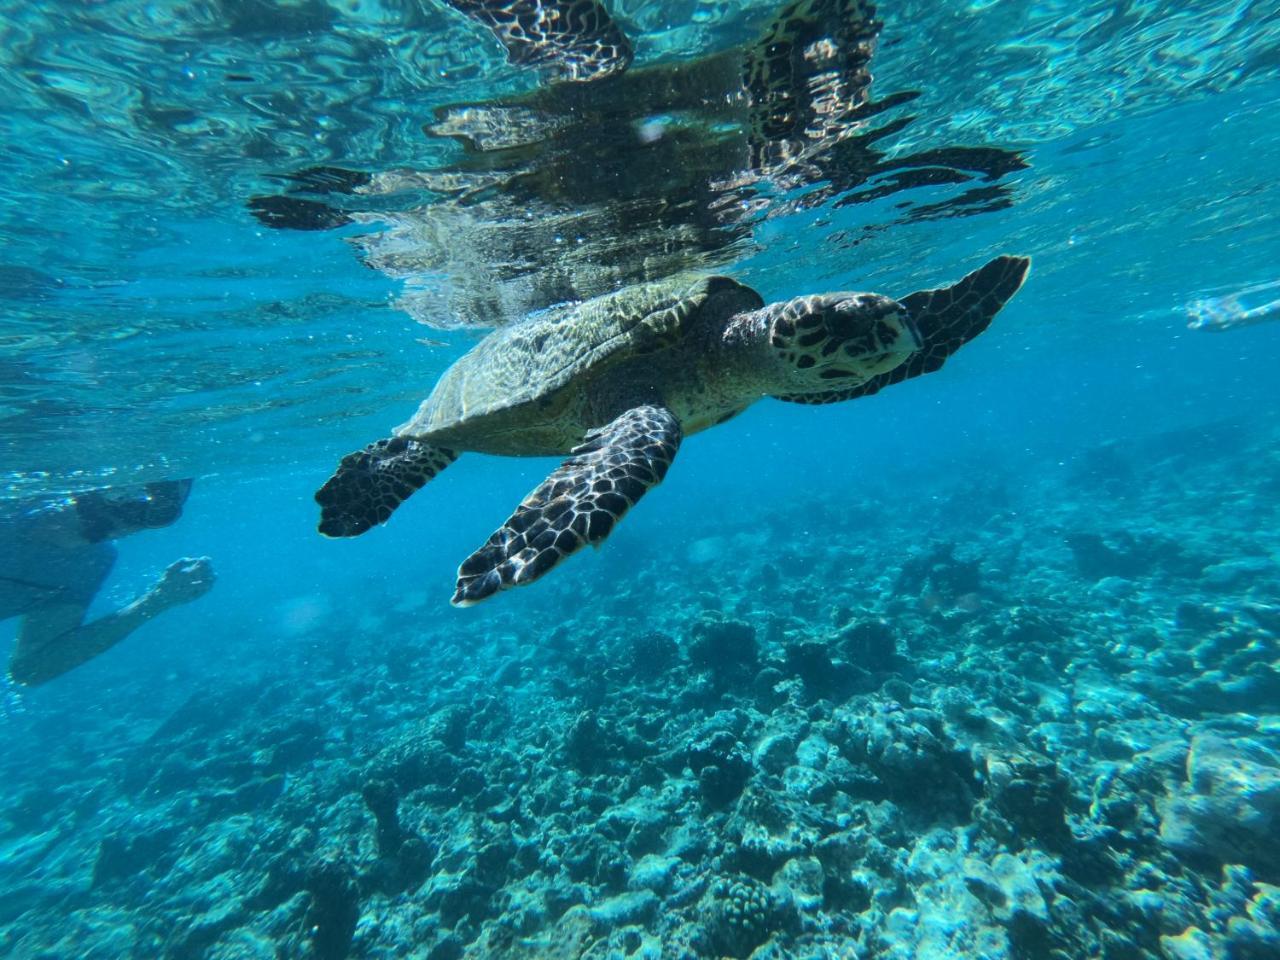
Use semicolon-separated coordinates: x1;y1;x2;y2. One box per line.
0;480;214;686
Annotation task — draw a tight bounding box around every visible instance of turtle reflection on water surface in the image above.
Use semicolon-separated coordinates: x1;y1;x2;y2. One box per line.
251;0;1026;329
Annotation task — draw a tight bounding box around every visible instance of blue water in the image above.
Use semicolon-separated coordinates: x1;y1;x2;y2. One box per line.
3;1;1280;957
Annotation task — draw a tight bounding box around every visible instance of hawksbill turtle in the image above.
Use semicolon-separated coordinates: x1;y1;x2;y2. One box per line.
250;0;1024;329
316;255;1031;605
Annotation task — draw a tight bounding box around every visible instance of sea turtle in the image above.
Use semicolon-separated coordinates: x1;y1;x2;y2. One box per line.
316;254;1030;605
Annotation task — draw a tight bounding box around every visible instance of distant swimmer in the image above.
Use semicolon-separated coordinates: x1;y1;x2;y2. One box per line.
1187;280;1280;332
1;480;214;686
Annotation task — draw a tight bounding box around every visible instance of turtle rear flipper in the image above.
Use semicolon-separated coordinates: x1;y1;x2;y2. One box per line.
452;405;681;606
444;0;633;82
773;255;1030;404
316;438;457;537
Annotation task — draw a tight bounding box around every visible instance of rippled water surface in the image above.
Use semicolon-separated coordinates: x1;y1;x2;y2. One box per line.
3;2;1280;958
3;0;1278;490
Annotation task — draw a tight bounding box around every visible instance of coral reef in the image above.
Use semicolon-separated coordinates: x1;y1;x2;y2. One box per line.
1;421;1279;959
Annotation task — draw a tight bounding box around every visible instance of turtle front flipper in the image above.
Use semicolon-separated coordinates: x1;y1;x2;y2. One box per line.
316;438;457;537
443;0;633;83
878;254;1031;393
902;254;1031;352
453;406;681;606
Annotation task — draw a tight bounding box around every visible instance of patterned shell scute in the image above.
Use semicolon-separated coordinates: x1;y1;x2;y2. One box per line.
401;274;751;434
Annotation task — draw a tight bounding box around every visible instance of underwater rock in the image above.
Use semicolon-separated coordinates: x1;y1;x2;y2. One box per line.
304;857;360;960
481;828;530;890
360;778;408;857
1066;531;1152;580
865;827;1086;960
961;852;1051;924
894;542;986;622
783;639;833;683
687;616;758;674
979;751;1072;850
1159;927;1217;960
895;541;964;592
1158;735;1280;878
840;702;975;811
759;562;782;590
249;836;314;914
426;869;499;928
688;731;754;808
584;890;660;929
565;833;631;890
782;640;861;698
1088;740;1185;841
1190;625;1261;670
1158;871;1280;960
752;666;788;709
368;721;463;793
1225;881;1280;958
598;795;669;857
728;783;822;878
931;553;983;598
145;683;263;744
1242;603;1280;634
701;875;790;958
752;731;798;776
773;855;824;912
396;837;436;889
430;705;471;753
360;778;435;890
90;825;178;890
1182;664;1280;715
1175;601;1234;632
564;710;610;774
699;757;754;810
628;854;680;894
168;898;251;959
257;717;326;773
1067;530;1204;582
998;607;1069;653
1090;575;1137;600
665;817;716;869
836;618;897;671
423;933;464;960
626;631;679;678
1201;556;1275;589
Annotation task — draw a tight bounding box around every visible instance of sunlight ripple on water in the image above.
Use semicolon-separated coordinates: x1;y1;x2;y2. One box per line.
0;0;1277;492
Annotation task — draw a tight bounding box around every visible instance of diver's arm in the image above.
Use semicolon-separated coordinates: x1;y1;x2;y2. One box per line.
10;595;146;686
8;557;214;687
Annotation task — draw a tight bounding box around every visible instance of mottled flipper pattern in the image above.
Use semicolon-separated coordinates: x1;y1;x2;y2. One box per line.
316;438;457;537
775;255;1030;404
444;0;633;82
453;406;681;606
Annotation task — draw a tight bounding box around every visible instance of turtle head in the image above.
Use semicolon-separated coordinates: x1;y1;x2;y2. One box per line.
763;292;921;395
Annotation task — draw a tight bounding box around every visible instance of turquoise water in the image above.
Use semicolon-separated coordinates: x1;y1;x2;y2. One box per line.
3;1;1280;957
